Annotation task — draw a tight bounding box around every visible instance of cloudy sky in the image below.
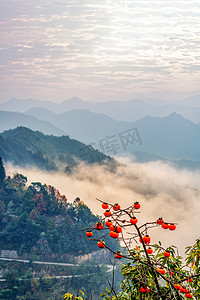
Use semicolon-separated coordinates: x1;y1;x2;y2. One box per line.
1;0;200;103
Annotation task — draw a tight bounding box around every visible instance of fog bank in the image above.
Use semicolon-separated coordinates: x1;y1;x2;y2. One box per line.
6;158;200;255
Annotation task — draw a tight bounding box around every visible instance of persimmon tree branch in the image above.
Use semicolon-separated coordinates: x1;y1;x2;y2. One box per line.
81;198;198;299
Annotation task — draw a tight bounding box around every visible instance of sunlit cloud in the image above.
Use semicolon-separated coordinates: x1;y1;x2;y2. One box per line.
5;158;200;255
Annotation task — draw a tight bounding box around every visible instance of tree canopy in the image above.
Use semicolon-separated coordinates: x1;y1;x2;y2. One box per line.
0;156;6;182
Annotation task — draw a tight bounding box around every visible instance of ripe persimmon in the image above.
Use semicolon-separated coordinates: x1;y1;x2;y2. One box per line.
97;241;105;248
157;217;164;225
140;286;149;293
102;203;108;209
163;250;170;258
115;251;122;259
139;236;150;244
110;231;119;238
130;217;138;224
86;231;93;237
162;223;169;229
147;247;153;254
105;220;113;227
109;225;115;231
134;201;140;209
174;284;181;290
104;210;111;217
157;268;165;275
169;224;176;231
180;286;188;293
116;226;122;233
185;293;193;298
95;222;103;231
113;203;120;211
143;235;151;244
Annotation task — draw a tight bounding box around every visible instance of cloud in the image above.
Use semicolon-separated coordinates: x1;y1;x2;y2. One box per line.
5;157;200;256
1;1;200;101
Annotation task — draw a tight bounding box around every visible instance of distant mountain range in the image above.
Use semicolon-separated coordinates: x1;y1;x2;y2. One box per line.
1;96;200;169
0;110;64;136
24;108;200;161
1;95;200;123
1;108;200;166
25;107;132;142
0;127;114;172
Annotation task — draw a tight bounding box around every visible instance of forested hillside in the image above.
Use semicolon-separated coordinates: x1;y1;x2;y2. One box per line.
0;162;119;257
0;127;115;172
0;159;121;299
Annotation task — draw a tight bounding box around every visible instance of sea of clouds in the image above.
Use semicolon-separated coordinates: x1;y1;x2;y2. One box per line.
6;157;200;256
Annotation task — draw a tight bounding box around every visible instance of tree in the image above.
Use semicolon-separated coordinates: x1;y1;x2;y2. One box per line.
81;199;200;299
0;200;5;220
12;173;27;190
0;157;6;182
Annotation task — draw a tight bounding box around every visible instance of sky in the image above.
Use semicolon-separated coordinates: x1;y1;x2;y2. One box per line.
1;0;200;103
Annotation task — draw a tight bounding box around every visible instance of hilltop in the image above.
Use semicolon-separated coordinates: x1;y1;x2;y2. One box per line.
0;126;116;172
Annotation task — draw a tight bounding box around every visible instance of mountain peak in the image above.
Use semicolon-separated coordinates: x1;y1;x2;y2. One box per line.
168;112;184;119
162;112;194;128
167;112;192;122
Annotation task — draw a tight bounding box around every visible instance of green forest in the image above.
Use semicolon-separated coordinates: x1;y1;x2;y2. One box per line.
0;158;121;299
0;127;116;172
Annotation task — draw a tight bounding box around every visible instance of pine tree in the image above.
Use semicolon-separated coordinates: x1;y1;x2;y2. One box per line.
0;157;6;182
